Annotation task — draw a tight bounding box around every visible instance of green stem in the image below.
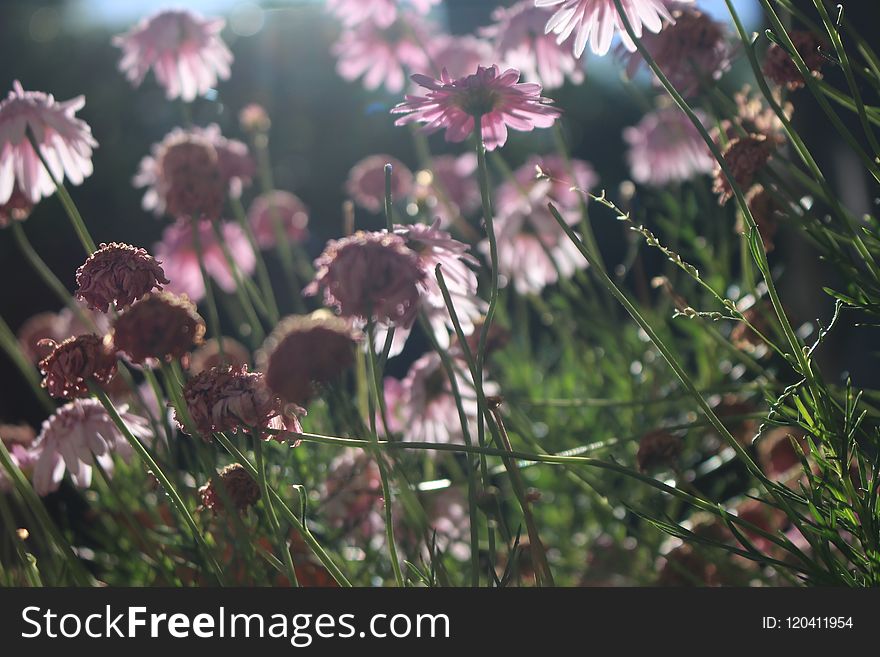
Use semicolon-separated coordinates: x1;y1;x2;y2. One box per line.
0;314;54;414
191;223;225;359
231;197;281;324
253;435;299;586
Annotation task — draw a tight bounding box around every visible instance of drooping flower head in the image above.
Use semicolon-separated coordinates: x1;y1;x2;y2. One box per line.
393;65;561;151
345;155;413;213
623;106;714;186
762;30;828;90
305;231;426;327
326;0;440;29
712;135;773;205
539;0;682;57
737;186;779;253
481;2;584;89
31;399;150;496
39;334;117;400
179;364;292;438
0;81;97;205
113;9;233;102
623;3;733;97
17;304;111;363
257;313;360;408
198;463;261;514
247;190;309;249
112;291;206;364
153;218;256;303
333;14;432;94
135;124;254;218
75;242;169;312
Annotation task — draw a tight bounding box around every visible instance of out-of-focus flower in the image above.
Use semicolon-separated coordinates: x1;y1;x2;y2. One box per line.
198;463;261;514
75;242;169;312
39;334;117;399
305;231;426;328
0;423;36;446
516;153;598;207
333;14;432;94
482;2;584;89
0;184;33;228
636;429;683;472
135;124;254;218
453;316;511;359
737;186;779;253
0;423;38;492
113;292;205;364
762;30;828;90
420;487;471;561
624;106;714;186
413;153;480;221
238;103;270;134
345;155;414;213
320;447;384;542
382;220;483;356
153;218;256;303
16;304;110;364
113;9;232;102
387;351;492;446
624;3;732;97
247;190;309;249
30;399;150;496
730;301;772;354
179;364;291;438
539;0;679;57
258;313;360;408
392;65;561;151
327;0;440;29
712;135;773;205
757;426;808;480
426;35;495;80
717;86;791;146
0;81;97;205
189;337;251;374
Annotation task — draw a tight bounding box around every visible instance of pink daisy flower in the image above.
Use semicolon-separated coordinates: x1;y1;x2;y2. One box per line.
481;2;584;89
247;190;309;249
333;14;432;94
0;81;97;206
153;218;256;303
623;106;714;186
134;124;254;217
392;65;561;151
31;399;151;496
327;0;440;29
537;0;680;57
113;9;233;102
345;154;414;213
414;153;480;222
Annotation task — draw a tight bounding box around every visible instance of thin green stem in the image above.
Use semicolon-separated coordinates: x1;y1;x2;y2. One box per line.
253;436;299;586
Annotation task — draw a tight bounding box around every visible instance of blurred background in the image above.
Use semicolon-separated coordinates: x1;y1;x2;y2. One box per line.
1;0;878;429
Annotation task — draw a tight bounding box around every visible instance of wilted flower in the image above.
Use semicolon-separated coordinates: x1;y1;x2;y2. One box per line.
75;242;169;312
712;135;773;205
0;81;97;206
178;365;290;438
30;399;150;496
113;292;205;364
189;337;251;374
198;463;261;513
0;184;34;228
345;155;414;213
539;0;679;57
135;124;254;218
258;313;360;408
481;2;584;89
624;106;714;186
737;186;779;253
247;191;309;249
333;15;432;94
327;0;439;29
636;429;683;472
305;231;426;328
717;86;791;146
17;304;110;363
153;219;256;303
39;334;117;399
413;153;480;221
392;65;561;151
762;30;828;90
320;448;384;542
113;9;232;102
624;3;733;97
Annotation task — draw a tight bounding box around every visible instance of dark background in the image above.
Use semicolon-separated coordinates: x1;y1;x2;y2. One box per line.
1;0;878;427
